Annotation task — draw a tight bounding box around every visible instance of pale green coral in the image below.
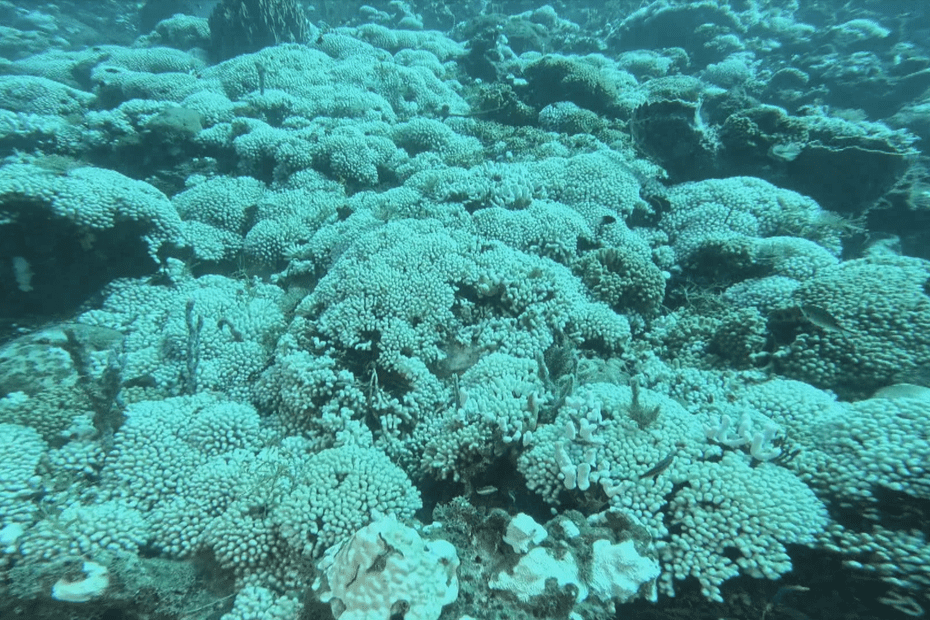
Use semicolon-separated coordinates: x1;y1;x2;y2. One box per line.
773;256;930;396
518;382;828;602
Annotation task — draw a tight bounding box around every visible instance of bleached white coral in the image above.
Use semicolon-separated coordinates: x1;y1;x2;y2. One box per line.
314;514;459;620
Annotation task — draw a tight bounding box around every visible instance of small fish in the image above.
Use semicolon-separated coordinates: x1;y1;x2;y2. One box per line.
766;584;812;620
872;383;930;400
770;584;811;606
639;454;675;479
893;364;930;389
799;304;854;336
475;485;498;496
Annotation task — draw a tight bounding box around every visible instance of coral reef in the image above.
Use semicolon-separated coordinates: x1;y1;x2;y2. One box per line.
1;2;929;620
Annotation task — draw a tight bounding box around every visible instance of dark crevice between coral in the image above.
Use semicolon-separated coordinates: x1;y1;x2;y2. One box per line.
0;196;167;326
